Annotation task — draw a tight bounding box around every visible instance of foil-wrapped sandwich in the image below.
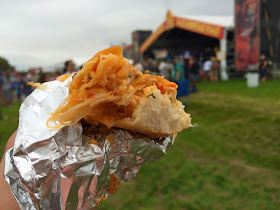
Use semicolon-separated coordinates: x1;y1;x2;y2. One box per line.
4;46;191;209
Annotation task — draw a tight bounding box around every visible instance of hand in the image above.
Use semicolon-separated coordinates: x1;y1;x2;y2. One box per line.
0;131;19;210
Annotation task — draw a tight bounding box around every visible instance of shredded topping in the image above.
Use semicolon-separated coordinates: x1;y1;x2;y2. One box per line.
28;81;47;90
47;46;178;128
56;74;71;82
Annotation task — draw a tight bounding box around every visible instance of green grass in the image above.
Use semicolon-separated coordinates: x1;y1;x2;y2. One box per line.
0;102;20;157
99;80;280;209
198;79;280;99
1;80;280;209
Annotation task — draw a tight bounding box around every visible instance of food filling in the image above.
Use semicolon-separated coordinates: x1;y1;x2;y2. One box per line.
47;46;178;128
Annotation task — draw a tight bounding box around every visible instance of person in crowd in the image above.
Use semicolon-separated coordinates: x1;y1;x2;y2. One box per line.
63;60;76;74
159;60;173;80
198;57;204;80
259;54;268;83
142;59;149;71
150;60;160;73
183;58;190;79
45;73;53;82
22;74;32;98
54;71;61;80
27;68;36;82
154;60;160;73
2;72;12;107
0;72;3;106
133;61;144;72
32;67;42;83
9;72;16;100
142;59;159;73
15;74;22;101
210;57;219;82
203;58;212;81
38;72;47;83
190;57;200;93
173;57;185;82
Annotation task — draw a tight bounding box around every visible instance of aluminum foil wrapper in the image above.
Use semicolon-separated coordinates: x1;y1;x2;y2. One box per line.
4;76;175;210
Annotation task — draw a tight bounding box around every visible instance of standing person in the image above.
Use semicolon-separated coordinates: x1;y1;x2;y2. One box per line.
0;73;3;106
159;60;173;80
259;54;268;83
184;58;190;79
198;57;204;81
33;67;42;83
15;74;22;101
203;58;212;81
10;72;16;100
38;73;47;83
63;60;76;74
173;57;189;97
190;58;200;93
173;57;185;82
38;67;47;83
27;68;36;82
210;57;219;82
149;60;160;73
22;74;32;99
3;72;12;107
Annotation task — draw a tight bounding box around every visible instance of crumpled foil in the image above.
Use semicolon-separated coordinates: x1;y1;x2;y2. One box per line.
4;75;175;210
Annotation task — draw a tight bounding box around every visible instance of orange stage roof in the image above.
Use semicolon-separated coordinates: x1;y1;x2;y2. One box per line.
140;10;225;54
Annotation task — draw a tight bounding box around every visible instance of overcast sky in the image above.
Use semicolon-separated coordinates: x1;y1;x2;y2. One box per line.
0;0;234;70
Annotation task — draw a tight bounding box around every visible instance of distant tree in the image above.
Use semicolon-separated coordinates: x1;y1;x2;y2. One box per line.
0;57;11;72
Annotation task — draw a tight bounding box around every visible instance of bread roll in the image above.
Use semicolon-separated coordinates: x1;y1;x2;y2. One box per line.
48;46;191;137
115;87;191;138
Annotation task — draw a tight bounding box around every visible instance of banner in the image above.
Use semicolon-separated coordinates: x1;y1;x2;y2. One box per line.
235;0;260;71
175;17;224;39
153;49;168;59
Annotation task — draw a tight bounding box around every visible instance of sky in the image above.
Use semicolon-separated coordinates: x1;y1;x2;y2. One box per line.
0;0;234;71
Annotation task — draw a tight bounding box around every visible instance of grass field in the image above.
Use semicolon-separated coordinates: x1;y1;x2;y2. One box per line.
1;80;280;209
0;102;20;156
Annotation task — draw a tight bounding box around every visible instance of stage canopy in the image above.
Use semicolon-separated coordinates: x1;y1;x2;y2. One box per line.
140;10;234;55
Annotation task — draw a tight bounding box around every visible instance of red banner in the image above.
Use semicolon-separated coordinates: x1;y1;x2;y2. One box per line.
235;0;260;71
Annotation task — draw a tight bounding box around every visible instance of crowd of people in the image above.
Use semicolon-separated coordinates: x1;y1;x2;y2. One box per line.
0;51;273;112
0;60;77;108
0;54;221;111
134;55;220;93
